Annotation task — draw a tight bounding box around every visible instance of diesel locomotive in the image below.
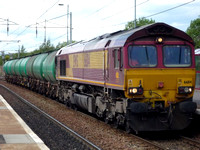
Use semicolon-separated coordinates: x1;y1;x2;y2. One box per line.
3;23;197;133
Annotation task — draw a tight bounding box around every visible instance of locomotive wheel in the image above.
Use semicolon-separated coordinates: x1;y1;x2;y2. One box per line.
65;101;70;108
113;119;119;129
104;112;109;124
72;104;78;111
104;118;109;124
125;121;132;134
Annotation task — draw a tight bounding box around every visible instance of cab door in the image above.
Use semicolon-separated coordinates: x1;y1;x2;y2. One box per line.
106;48;124;90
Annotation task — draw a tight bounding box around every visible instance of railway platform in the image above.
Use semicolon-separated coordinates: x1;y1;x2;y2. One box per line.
193;89;200;115
0;95;49;150
196;109;200;115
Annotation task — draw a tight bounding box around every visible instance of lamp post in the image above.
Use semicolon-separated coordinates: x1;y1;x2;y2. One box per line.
59;4;72;44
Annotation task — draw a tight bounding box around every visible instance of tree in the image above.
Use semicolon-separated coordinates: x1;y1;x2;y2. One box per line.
56;41;67;49
18;45;27;57
20;45;25;53
186;18;200;49
125;17;155;30
56;41;76;49
0;56;3;65
4;55;10;61
38;39;55;53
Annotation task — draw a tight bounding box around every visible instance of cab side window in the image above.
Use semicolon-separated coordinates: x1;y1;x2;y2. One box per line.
60;60;66;76
114;49;119;69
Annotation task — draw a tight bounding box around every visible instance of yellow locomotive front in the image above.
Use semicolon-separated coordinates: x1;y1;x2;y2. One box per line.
123;26;197;132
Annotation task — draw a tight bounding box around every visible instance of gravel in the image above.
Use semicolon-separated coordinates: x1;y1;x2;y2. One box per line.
0;80;159;150
1;80;200;150
0;85;90;150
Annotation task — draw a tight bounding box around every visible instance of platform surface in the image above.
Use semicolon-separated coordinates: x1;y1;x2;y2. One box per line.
0;95;49;150
193;90;200;114
193;89;200;105
196;109;200;115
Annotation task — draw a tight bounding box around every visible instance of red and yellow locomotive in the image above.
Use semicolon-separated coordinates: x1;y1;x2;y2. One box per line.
56;23;197;132
4;23;197;133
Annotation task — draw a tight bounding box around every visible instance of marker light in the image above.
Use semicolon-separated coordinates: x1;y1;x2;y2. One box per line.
156;37;163;43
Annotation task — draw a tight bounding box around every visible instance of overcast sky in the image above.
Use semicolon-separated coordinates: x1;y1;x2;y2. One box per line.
0;0;200;54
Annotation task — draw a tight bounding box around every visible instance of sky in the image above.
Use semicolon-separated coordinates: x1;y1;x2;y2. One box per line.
0;0;200;55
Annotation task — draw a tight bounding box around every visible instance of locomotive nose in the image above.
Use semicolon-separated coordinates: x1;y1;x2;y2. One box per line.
126;69;195;108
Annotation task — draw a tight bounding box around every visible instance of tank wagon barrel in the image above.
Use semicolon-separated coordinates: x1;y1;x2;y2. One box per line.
10;59;18;75
3;61;9;75
26;55;38;79
14;58;23;76
3;22;197;133
42;51;57;83
20;57;31;77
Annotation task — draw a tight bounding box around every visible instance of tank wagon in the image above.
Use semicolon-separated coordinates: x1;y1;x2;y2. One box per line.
3;23;197;133
4;51;57;97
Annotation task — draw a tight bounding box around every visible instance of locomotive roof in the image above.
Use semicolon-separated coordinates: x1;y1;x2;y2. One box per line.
57;22;194;56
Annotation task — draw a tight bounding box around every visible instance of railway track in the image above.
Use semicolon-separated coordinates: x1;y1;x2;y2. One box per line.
1;81;200;149
181;136;200;148
0;82;166;149
0;84;101;150
147;134;200;150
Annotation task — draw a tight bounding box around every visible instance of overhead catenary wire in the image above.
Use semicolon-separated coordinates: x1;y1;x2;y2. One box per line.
0;13;68;50
0;0;66;52
145;0;195;18
0;0;197;53
102;0;150;20
37;0;60;20
0;17;18;25
1;0;149;50
86;0;118;17
110;0;196;27
0;0;63;40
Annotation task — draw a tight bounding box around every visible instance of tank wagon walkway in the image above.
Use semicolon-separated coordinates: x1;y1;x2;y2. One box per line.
0;95;49;150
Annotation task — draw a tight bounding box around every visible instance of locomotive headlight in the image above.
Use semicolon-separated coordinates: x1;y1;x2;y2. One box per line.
129;88;137;93
132;88;137;93
188;87;192;93
129;87;143;95
178;86;193;94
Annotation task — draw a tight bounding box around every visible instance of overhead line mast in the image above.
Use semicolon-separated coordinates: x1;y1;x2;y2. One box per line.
134;0;136;28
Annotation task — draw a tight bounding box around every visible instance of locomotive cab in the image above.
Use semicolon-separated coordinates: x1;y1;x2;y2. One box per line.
122;24;197;131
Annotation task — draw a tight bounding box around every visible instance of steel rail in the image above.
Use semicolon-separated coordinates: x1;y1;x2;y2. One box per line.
0;82;166;150
130;134;166;150
180;136;200;148
0;84;101;150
